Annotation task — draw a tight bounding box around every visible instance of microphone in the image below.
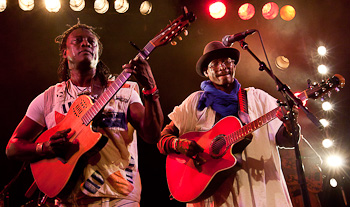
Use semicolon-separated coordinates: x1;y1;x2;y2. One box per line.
222;29;257;47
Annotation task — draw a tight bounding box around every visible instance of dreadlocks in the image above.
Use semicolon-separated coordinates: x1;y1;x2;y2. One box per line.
55;20;110;87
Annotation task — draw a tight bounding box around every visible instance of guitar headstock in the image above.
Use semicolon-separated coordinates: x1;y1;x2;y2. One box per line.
150;6;196;48
305;74;345;100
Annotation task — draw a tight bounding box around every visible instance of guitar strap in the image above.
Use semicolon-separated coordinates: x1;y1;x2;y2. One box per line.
238;88;248;114
238;88;250;125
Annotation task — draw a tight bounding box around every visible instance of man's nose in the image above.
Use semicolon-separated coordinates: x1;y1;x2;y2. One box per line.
217;62;227;70
81;38;91;47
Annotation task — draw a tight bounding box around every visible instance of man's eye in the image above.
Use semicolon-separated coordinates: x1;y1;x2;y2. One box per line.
89;40;97;46
72;38;82;44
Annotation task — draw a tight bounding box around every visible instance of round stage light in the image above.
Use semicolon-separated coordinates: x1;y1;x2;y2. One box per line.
280;5;296;21
95;0;109;14
0;0;6;12
238;3;255;20
209;2;226;19
262;2;279;20
115;0;129;13
275;55;290;70
70;0;85;11
318;46;327;56
45;0;61;12
140;1;152;15
19;0;34;11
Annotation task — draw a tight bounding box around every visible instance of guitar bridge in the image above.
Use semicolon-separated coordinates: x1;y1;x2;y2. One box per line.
209;134;228;159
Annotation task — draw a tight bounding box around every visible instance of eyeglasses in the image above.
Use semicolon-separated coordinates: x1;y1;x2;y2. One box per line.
208;58;235;70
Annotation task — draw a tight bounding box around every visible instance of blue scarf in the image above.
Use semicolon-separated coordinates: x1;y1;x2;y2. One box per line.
197;79;241;117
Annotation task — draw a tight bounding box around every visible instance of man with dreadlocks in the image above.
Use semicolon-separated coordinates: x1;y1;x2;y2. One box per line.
6;21;163;206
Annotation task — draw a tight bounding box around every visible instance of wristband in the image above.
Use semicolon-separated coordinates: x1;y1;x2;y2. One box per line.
142;86;157;95
172;138;179;151
143;89;160;101
35;142;44;155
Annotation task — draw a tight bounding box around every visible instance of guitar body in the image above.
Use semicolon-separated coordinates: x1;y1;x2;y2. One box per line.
166;116;251;203
30;95;103;198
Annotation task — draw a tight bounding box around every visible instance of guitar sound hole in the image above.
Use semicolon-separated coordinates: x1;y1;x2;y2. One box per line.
209;135;227;159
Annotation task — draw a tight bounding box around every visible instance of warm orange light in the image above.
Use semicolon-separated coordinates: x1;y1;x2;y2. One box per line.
280;5;295;21
262;2;279;20
238;3;255;20
209;2;226;19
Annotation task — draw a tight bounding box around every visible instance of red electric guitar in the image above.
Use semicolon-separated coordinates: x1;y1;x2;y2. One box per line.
166;74;345;203
30;7;196;198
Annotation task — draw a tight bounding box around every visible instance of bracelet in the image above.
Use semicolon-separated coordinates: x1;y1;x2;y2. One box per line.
172;138;178;150
143;89;160;101
35;142;44;155
142;86;157;95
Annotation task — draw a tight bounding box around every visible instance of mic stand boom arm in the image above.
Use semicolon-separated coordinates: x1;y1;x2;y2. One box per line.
239;40;324;207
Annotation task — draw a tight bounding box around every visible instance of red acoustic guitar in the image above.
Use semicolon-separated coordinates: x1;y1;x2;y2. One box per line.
166;74;345;203
30;8;196;198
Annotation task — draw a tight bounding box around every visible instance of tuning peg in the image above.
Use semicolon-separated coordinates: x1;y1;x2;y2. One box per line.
177;36;183;41
183;29;189;36
327;91;332;98
171;40;177;46
307;79;311;88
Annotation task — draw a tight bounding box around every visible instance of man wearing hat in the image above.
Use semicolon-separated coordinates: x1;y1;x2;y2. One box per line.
157;41;297;207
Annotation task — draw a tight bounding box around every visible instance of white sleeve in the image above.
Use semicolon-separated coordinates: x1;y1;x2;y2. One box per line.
25;92;46;127
130;89;142;105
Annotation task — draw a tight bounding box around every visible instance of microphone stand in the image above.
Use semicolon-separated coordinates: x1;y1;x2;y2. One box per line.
238;40;324;207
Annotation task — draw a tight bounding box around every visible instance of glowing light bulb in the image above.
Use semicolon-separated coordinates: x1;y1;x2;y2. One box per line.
140;1;152;15
115;0;129;13
238;3;255;20
0;0;6;12
95;0;109;14
280;5;296;21
322;101;332;111
318;64;328;74
320;118;329;127
330;178;337;187
318;46;327;56
327;155;343;167
209;2;226;19
19;0;34;11
70;0;85;11
322;138;333;148
262;2;279;20
45;0;61;12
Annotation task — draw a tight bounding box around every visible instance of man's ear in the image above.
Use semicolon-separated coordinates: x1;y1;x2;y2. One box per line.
203;69;209;77
63;50;67;58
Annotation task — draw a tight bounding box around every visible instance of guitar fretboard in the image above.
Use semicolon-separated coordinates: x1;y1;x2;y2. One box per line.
81;41;156;125
226;107;280;146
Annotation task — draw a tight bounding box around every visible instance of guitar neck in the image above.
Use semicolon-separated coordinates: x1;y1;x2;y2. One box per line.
81;41;156;125
79;8;197;125
227;107;280;146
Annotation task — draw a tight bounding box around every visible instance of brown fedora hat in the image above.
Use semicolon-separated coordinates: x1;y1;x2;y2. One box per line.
196;41;240;77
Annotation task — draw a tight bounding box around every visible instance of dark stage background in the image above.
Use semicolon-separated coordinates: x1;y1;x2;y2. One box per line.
1;0;350;206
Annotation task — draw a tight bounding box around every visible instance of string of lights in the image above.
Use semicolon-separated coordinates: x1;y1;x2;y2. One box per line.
0;0;153;15
0;0;295;21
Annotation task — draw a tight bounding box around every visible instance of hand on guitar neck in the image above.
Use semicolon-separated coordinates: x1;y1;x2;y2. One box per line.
122;56;157;91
